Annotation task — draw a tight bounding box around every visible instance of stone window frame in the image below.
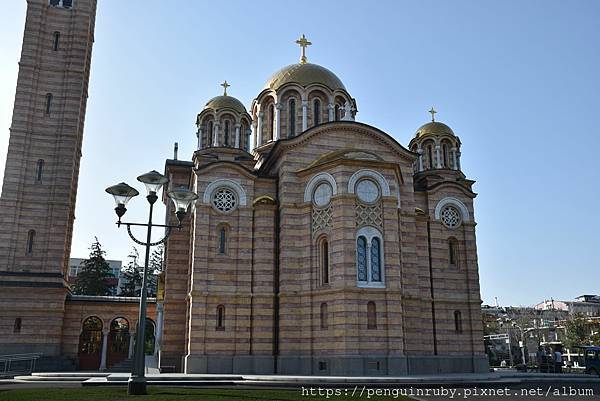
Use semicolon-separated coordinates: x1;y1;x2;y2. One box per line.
356;226;385;288
13;318;22;334
320;302;328;330
454;310;463;334
304;172;338;204
434;197;470;226
448;237;459;268
367;301;377;329
316;235;330;286
216;305;225;331
348;169;391;199
26;230;36;254
49;0;74;8
216;223;230;256
203;179;247;212
53;31;60;51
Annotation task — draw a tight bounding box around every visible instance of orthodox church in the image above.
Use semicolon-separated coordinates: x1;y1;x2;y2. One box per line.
160;36;487;375
0;0;485;376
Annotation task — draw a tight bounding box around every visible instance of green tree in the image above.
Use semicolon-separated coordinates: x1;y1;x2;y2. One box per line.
147;245;164;297
564;313;590;350
72;238;114;295
119;248;142;297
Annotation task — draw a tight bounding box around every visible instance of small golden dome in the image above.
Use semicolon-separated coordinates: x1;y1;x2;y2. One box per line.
204;96;246;113
415;121;455;138
264;63;346;91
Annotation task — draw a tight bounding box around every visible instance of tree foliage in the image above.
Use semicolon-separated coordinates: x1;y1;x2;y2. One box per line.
119;247;142;297
564;313;600;349
72;238;114;295
147;245;164;298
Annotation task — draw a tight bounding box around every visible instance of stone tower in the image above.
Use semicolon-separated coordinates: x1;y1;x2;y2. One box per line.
0;0;97;356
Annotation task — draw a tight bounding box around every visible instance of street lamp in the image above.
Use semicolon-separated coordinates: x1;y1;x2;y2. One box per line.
106;170;198;395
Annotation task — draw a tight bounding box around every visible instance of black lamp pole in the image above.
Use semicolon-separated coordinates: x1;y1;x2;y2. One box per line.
106;172;198;395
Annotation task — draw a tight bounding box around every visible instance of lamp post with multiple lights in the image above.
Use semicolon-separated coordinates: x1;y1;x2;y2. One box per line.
105;170;198;395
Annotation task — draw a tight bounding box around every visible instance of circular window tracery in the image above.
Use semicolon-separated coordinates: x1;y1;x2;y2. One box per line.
212;188;237;213
440;205;462;229
356;179;380;204
313;182;333;207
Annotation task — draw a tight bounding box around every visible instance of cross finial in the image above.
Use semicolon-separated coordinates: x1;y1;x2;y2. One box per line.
428;107;437;122
295;34;312;64
220;80;230;96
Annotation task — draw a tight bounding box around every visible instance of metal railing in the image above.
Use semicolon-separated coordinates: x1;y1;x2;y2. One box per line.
0;353;42;378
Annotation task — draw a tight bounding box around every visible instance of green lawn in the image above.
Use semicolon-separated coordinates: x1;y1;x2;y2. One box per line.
0;387;416;401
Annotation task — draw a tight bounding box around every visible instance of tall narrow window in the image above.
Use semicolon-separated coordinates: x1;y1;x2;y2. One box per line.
207;121;213;147
26;230;35;254
320;238;329;285
224;120;230;147
448;238;458;267
454;310;463;333
320;303;328;329
269;104;275;141
36;159;44;181
427;144;433;169
53;32;60;51
216;305;225;330
245;130;251;151
442;143;449;168
313;99;321;126
370;238;382;282
218;227;226;254
14;318;22;334
289;99;296;137
45;93;53;115
356;236;367;282
335;104;340;121
367;301;377;329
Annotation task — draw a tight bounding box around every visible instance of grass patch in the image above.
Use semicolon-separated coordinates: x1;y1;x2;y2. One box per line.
0;386;416;401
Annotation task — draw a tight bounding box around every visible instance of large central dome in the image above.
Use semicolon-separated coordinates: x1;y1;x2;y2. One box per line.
263;63;346;91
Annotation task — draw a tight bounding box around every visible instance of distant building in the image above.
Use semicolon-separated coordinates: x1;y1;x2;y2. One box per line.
68;258;123;295
534;295;600;317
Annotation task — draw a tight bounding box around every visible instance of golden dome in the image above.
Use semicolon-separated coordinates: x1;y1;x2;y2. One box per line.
204;95;246;113
264;63;346;91
415;121;455;138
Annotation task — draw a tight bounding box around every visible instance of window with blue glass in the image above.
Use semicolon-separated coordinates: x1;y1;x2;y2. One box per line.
356;227;384;287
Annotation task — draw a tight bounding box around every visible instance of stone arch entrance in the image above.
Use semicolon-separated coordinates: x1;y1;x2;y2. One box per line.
78;316;103;370
107;317;130;368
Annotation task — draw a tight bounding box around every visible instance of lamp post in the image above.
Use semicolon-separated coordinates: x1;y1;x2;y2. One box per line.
106;170;198;395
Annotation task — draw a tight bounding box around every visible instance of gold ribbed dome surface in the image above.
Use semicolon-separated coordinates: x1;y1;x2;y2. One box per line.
264;63;346;91
204;96;246;113
415;121;455;138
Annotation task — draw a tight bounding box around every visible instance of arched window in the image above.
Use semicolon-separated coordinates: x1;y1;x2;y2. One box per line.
448;238;458;267
207;121;213;147
26;230;35;254
319;238;330;285
245;129;251;151
313;99;321;126
36;159;44;181
288;98;296;137
320;302;328;329
334;104;340;121
367;301;377;329
269;104;275;141
45;93;53;115
224;120;230;147
14;318;22;334
356;227;384;287
53;32;60;51
454;310;463;333
442;142;450;168
218;226;226;254
216;305;225;330
427;144;433;169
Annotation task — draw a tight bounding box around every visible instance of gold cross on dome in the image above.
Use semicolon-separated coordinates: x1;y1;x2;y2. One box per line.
295;34;312;64
220;80;230;96
429;107;437;122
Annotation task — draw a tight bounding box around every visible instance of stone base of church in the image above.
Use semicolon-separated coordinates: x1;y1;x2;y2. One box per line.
184;354;489;375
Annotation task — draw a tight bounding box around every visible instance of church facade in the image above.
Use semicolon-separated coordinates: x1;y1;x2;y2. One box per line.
0;0;487;376
160;41;487;375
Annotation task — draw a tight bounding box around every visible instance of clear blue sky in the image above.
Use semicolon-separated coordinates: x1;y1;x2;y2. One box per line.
1;1;598;307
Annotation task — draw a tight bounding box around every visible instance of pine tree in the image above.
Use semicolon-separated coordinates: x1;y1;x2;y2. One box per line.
147;245;164;297
72;238;115;295
120;247;143;297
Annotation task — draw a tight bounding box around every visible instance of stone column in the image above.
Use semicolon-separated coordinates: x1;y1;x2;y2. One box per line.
246;128;252;151
99;329;109;371
274;103;282;140
257;112;264;146
451;147;458;170
328;103;335;122
128;331;136;359
154;303;164;357
435;144;442;168
417;147;424;172
212;122;220;147
234;124;241;148
301;100;308;131
197;128;203;149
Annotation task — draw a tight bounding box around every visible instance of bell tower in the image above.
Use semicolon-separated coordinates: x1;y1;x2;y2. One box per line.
0;0;97;355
